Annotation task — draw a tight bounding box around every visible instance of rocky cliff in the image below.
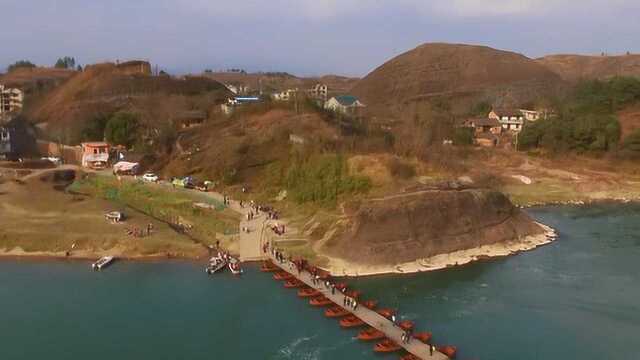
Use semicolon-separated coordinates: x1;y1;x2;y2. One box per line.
326;189;545;265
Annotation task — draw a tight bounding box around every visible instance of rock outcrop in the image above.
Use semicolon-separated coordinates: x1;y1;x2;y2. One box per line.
327;189;545;265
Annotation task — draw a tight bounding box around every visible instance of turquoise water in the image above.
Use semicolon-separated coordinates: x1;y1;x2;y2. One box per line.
1;204;639;359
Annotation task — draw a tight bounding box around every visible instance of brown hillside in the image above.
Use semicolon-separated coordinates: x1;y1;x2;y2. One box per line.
537;54;640;81
618;105;640;139
23;63;231;142
0;67;75;89
351;43;562;116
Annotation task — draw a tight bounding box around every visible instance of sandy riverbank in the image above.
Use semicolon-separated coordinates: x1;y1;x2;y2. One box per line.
320;222;557;278
0;246;203;262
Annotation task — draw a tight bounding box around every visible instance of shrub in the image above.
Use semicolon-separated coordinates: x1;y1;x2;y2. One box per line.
104;112;139;147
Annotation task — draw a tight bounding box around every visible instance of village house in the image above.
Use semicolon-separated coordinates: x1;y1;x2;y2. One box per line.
0;85;24;114
81;142;110;169
221;96;261;115
460;117;502;135
173;110;207;128
324;95;365;116
272;89;298;101
488;108;525;132
224;83;250;95
308;83;328;100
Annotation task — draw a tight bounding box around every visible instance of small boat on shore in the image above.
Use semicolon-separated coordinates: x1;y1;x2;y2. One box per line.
339;315;365;328
324;306;350;318
376;308;396;319
412;332;432;344
399;320;415;331
437;345;457;359
373;339;401;353
260;261;278;272
92;256;115;271
298;287;321;298
357;327;385;341
273;271;294;281
284;279;304;288
309;296;333;307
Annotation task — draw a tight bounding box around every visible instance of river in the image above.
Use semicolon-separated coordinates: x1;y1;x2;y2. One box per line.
1;204;639;359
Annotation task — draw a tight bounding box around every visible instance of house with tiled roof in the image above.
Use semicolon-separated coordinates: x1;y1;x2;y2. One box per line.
488;108;525;132
324;95;365;115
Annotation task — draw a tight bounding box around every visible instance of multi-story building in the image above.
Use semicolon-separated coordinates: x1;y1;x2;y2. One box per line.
0;85;24;114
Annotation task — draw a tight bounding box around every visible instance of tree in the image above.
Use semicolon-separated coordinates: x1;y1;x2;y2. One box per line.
81;114;109;142
104;112;139;148
54;56;76;69
7;60;36;72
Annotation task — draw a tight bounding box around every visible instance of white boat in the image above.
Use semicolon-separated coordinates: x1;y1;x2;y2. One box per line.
92;256;115;271
205;256;227;275
228;258;243;275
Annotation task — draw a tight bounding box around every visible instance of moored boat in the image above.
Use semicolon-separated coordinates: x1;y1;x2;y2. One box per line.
324;306;350;318
92;256;115;271
309;296;333;307
357;327;385;341
260;261;278;272
297;287;321;298
273;271;294;280
373;339;401;353
412;332;432;344
376;308;396;319
437;345;457;359
399;320;415;331
362;300;378;309
345;290;361;299
228;262;243;275
339;315;365;328
284;279;304;288
205;256;227;274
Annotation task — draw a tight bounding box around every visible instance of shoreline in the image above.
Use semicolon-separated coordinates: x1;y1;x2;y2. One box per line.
320;223;558;278
0;247;206;263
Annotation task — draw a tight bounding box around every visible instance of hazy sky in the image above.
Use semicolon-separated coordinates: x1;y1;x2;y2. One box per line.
1;0;638;77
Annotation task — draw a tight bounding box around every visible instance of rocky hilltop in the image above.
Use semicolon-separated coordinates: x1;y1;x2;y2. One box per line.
326;189;547;267
351;43;562;115
537;54;640;81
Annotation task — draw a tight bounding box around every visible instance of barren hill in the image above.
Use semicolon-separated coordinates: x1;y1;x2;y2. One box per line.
351;43;562;116
537;54;640;81
0;67;75;89
22;63;230;142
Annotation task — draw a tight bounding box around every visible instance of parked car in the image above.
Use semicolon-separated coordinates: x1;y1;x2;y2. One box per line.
142;173;159;182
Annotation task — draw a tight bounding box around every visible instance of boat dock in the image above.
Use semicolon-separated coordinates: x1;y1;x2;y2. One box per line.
266;253;450;359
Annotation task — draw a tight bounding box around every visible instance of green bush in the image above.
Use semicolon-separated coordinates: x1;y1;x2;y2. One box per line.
284;153;371;206
104;112;139;147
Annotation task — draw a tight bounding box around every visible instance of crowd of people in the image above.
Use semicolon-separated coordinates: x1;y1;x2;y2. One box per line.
125;223;154;238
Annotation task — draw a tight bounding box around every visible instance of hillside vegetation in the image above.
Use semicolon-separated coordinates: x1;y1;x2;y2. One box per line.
520;77;640;154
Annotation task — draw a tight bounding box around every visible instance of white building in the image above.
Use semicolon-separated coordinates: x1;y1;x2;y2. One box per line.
324;95;365;115
0;85;24;114
272;89;298;101
488;108;525;132
308;83;328;100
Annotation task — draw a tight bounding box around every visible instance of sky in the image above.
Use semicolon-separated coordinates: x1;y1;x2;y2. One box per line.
1;0;639;77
